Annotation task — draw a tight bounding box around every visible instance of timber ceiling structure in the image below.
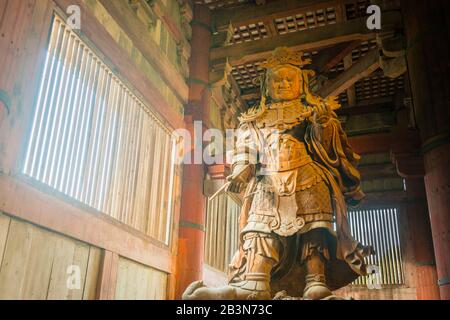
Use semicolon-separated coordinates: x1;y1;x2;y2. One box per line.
197;0;406;123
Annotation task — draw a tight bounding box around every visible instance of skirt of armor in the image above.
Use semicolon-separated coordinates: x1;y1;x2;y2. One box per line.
243;162;334;236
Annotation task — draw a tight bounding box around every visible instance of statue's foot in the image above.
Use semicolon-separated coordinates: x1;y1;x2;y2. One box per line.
322;295;354;300
182;280;270;300
302;275;333;300
273;291;302;300
273;291;353;300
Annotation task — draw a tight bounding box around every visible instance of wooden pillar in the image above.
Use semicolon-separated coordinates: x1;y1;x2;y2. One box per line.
174;4;211;299
422;144;450;299
401;0;450;299
405;178;440;299
394;142;440;299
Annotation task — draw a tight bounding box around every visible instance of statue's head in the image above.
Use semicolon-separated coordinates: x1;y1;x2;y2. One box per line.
239;47;341;122
266;65;303;102
261;47;313;102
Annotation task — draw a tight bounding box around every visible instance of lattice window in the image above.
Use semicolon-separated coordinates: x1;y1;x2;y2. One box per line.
351;39;378;63
348;208;405;286
232;22;268;44
275;7;337;34
338;91;349;105
328;61;346;78
204;194;240;272
23;16;178;244
345;0;371;20
195;0;250;10
231;60;265;90
355;74;405;101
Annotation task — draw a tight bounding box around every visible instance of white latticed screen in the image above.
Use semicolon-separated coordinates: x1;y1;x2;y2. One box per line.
205;194;240;272
348;208;405;286
23;16;178;244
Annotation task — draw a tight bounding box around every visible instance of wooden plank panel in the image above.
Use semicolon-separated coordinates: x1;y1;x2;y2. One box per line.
115;257;168;300
20;225;56;300
0;219;34;299
135;261;150;299
155;271;167;299
82;247;102;300
114;256;130;300
0;215;101;300
0;212;11;268
68;242;90;300
46;236;77;300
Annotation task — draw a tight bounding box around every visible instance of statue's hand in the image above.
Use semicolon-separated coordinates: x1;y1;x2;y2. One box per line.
226;164;253;193
313;103;331;124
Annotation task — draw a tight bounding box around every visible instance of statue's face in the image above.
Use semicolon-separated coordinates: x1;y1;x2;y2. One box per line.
267;65;303;102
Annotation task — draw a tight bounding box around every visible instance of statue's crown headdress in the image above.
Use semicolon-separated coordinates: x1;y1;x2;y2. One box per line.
260;47;311;70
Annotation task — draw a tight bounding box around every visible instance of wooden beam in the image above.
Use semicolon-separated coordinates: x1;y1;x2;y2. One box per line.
312;40;362;74
337;97;395;116
212;0;339;30
97;0;189;104
359;163;397;180
0;175;172;274
348;129;421;155
54;0;185;130
211;15;385;66
343;53;357;106
361;190;407;206
319;49;380;98
96;251;119;300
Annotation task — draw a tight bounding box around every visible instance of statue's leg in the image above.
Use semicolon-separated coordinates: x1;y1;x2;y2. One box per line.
229;232;280;300
182;232;279;300
301;228;333;300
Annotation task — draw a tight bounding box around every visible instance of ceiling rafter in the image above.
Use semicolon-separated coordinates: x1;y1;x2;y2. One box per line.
212;0;341;29
319;48;380;98
210;11;401;66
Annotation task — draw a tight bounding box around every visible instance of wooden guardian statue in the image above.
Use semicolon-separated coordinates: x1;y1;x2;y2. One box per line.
183;47;373;300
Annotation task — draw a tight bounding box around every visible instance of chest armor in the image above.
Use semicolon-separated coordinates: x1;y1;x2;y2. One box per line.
254;103;315;196
254;101;312;169
245;102;331;236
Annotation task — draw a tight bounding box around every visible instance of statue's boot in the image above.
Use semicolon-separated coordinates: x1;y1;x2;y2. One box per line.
182;278;270;300
183;255;273;300
229;273;271;300
302;254;333;300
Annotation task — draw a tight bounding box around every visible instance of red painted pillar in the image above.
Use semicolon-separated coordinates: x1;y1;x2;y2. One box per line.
402;0;450;299
405;178;440;299
423;145;450;299
174;4;211;299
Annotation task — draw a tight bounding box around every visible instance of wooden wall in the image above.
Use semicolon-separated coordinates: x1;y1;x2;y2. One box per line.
0;212;101;300
0;211;172;300
115;257;167;300
0;0;189;300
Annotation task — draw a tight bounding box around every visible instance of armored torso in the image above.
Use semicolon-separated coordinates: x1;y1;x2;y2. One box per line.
237;101;334;237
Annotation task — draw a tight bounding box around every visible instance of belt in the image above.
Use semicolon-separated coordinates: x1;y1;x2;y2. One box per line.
262;156;312;172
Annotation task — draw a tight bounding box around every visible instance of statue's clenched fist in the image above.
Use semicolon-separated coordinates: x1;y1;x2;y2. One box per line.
225;164;253;194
